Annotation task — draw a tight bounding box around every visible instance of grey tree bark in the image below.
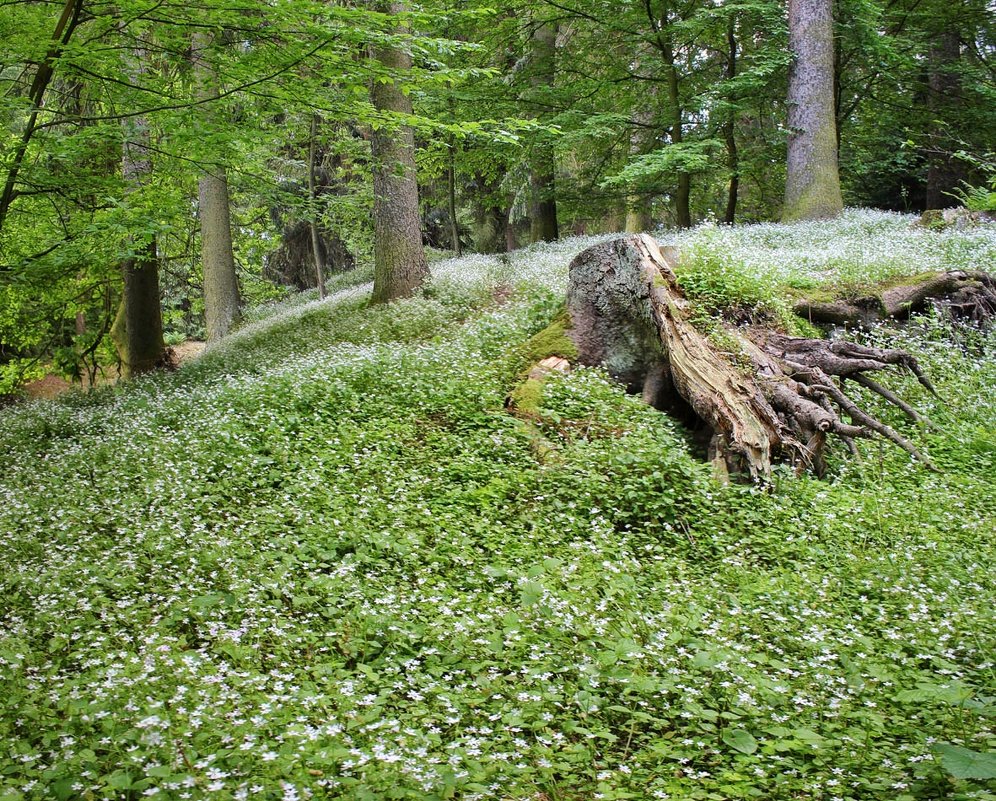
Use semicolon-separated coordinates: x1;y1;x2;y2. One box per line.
782;0;844;221
192;32;241;341
369;0;429;304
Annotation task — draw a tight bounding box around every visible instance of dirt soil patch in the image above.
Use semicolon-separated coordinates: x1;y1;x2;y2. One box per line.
22;340;207;401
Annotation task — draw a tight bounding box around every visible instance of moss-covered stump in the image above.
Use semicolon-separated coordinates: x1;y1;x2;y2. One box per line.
514;235;941;481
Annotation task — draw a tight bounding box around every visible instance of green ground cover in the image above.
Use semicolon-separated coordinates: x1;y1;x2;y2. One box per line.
1;211;994;800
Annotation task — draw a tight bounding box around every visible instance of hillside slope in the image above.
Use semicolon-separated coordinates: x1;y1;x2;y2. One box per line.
1;211;994;800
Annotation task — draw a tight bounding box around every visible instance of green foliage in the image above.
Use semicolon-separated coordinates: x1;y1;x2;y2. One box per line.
947;180;996;213
672;224;793;327
933;744;996;780
602;141;725;192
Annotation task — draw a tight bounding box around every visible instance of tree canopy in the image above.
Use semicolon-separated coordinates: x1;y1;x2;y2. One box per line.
1;0;993;391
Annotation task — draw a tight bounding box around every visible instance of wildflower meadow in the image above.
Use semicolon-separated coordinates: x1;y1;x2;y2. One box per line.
1;211;994;801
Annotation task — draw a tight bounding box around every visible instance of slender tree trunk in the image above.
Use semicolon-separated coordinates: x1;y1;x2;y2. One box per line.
448;138;462;256
662;40;691;228
117;94;164;377
308;113;328;298
528;21;559;243
925;30;963;209
782;0;844;221
469;173;509;253
626;54;655;234
192;32;241;341
724;17;740;225
645;1;691;227
369;1;428;304
0;0;83;233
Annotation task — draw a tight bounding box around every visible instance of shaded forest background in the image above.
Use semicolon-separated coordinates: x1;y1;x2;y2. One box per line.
0;0;993;391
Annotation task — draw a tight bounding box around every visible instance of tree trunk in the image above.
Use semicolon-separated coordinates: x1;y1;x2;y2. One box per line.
199;172;241;341
527;21;559;243
782;0;843;222
0;0;83;233
665;46;691;229
470;172;509;254
925;30;964;210
121;239;166;376
625;50;656;233
515;236;949;481
308;113;328;299
369;0;429;304
794;270;996;327
644;1;691;228
116;45;164;378
448;136;462;257
723;17;739;225
193;32;241;341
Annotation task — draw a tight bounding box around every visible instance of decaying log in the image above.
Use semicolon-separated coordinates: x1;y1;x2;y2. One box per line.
549;235;944;480
794;271;996;327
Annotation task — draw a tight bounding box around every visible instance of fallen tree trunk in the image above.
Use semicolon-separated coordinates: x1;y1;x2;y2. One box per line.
529;235;949;480
793;270;996;327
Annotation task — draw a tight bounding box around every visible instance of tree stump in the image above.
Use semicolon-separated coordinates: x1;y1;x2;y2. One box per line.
553;235;944;480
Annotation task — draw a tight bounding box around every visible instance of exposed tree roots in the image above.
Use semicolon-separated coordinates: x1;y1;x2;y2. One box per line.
535;235;961;481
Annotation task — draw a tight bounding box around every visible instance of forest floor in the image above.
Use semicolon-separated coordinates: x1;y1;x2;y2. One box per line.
22;340;208;399
1;210;994;801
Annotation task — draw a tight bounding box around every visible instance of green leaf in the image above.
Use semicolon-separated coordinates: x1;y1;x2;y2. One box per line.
933;743;996;780
106;771;133;790
721;728;758;755
519;580;544;608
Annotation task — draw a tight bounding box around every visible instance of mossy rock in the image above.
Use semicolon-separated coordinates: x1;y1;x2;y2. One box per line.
508;376;546;415
507;306;578;416
515;307;578;370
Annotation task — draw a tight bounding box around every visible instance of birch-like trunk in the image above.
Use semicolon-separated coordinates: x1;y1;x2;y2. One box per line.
192;32;241;341
369;0;428;304
782;0;843;222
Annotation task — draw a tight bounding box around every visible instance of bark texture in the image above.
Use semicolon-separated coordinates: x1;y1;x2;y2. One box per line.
723;17;740;225
783;0;843;222
557;236;937;480
193;32;241;341
308;113;328;298
925;31;964;210
369;1;429;304
199;172;241;341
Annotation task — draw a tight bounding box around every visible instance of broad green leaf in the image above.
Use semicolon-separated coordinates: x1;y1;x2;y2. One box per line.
934;743;996;780
722;728;758;755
